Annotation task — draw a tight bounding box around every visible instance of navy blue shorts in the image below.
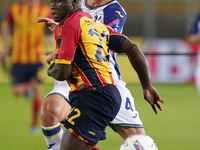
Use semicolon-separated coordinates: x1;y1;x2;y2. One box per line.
11;63;43;84
64;84;121;146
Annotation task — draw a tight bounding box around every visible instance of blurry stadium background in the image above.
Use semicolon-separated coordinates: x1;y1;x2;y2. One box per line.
0;0;199;84
0;0;200;150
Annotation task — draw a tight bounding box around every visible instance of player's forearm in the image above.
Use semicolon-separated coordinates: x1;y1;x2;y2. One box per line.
125;42;152;89
1;28;9;51
0;28;9;61
118;38;152;89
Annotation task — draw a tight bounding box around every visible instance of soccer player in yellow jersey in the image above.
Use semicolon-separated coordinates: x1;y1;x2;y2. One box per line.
0;0;53;133
45;0;164;149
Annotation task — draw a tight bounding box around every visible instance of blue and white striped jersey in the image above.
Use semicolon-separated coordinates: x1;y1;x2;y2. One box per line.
82;0;127;80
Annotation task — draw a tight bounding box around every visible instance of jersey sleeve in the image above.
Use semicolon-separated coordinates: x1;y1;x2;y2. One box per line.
55;20;81;64
103;2;126;33
1;5;13;29
189;13;200;34
107;27;127;53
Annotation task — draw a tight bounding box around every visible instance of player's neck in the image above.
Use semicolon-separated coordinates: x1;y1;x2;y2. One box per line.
87;0;113;7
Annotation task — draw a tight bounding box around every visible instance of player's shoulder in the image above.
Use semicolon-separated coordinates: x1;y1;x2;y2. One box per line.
104;0;126;13
9;1;24;8
7;1;26;14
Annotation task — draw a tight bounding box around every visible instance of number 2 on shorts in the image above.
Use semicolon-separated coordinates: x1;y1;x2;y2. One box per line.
68;107;81;125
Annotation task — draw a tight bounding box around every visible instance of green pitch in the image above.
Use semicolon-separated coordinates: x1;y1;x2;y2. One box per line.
0;83;199;150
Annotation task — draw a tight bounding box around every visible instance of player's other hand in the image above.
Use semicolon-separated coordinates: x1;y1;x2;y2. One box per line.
37;17;58;32
143;86;164;114
46;50;56;65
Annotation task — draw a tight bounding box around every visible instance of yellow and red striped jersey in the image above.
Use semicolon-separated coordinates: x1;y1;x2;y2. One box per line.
1;1;52;64
54;8;121;91
54;8;127;91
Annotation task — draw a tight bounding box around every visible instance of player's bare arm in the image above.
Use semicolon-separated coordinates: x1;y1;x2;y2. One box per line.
0;26;9;62
122;38;164;114
109;36;164;114
120;39;151;89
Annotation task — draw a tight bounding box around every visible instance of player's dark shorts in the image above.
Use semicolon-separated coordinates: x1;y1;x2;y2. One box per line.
64;84;122;146
11;63;44;84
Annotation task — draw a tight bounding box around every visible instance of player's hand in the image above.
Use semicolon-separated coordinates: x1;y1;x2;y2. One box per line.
143;86;164;114
37;17;58;32
46;51;56;65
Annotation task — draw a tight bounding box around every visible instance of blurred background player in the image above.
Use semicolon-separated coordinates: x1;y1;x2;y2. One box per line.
188;13;200;97
0;0;53;133
39;0;163;149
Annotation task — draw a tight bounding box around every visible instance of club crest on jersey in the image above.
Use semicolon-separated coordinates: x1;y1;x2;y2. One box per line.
57;28;62;37
133;140;144;150
58;48;64;54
